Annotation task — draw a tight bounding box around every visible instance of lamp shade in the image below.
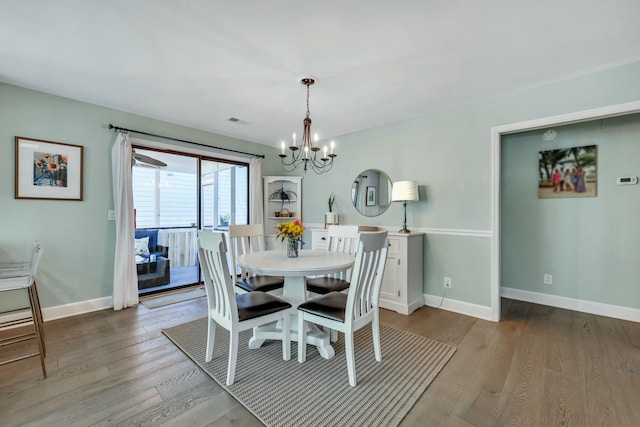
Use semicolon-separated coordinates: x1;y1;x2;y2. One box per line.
392;181;419;202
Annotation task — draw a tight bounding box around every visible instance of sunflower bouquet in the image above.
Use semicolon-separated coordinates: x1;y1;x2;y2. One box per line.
275;219;305;241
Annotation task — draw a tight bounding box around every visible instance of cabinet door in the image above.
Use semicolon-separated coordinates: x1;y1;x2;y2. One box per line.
380;236;402;301
380;255;400;301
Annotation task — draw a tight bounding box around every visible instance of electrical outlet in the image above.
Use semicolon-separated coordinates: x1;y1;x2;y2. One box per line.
107;210;116;221
444;277;452;288
543;274;552;285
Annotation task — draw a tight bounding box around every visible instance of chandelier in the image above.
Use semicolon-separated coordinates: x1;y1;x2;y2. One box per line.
279;77;337;174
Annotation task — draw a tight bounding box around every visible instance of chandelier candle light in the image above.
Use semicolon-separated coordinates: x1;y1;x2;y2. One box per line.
391;180;419;234
279;77;337;174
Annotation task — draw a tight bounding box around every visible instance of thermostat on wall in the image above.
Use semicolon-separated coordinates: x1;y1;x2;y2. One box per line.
616;176;638;185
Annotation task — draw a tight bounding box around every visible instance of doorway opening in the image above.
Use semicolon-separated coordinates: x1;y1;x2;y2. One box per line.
491;100;640;322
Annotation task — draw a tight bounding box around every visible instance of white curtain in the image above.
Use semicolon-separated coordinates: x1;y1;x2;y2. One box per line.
249;157;263;225
111;133;139;310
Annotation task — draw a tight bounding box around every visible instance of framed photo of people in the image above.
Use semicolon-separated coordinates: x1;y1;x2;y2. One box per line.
538;144;597;198
15;136;84;201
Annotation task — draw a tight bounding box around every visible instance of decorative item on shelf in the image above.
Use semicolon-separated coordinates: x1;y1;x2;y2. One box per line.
391;180;419;234
275;219;305;258
274;211;280;217
324;193;339;229
278;77;337;174
279;208;289;218
269;185;297;213
288;211;295;218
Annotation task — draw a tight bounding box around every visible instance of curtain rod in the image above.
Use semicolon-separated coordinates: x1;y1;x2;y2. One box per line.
108;124;265;159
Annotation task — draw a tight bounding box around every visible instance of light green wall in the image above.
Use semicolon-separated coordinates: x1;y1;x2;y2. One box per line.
0;83;281;309
2;59;640;313
501;114;640;308
300;60;640;307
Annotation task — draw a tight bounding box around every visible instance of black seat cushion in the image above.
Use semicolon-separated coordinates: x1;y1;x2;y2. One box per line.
236;292;292;322
297;292;347;323
305;277;350;295
236;275;284;293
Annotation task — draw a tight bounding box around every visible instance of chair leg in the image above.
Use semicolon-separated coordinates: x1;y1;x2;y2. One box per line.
226;331;239;386
345;331;356;387
281;311;290;361
205;318;216;362
28;289;46;379
372;314;382;362
297;313;307;363
28;284;46;356
330;329;338;342
31;280;47;355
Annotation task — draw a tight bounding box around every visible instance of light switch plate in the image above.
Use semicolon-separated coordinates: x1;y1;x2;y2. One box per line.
108;210;116;221
616;176;637;185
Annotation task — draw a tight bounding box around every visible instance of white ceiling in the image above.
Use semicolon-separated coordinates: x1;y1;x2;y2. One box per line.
2;1;640;149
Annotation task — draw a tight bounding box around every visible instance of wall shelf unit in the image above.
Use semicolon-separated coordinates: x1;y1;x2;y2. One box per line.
263;176;303;250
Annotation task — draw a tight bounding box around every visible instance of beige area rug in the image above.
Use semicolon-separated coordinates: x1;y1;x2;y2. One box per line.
141;288;206;309
163;317;456;427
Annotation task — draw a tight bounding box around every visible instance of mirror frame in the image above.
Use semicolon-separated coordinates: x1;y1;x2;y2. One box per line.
351;169;393;217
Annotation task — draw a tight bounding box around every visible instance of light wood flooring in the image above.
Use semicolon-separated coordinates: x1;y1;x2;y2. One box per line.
1;297;639;426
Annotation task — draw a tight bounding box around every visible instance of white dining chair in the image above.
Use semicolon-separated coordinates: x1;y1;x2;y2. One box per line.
227;224;284;294
198;230;292;386
297;231;389;387
0;239;40;276
305;225;360;296
0;241;46;378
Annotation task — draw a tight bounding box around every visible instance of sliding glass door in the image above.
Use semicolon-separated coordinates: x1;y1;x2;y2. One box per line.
201;159;248;230
132;147;248;295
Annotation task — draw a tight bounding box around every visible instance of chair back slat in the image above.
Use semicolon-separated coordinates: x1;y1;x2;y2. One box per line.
198;231;239;325
326;225;360;280
345;231;388;324
228;224;267;280
327;225;360;253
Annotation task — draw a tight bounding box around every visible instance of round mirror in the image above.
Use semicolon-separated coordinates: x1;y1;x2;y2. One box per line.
351;169;392;217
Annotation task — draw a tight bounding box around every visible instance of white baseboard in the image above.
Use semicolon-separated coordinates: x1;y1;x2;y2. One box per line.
424;293;494;321
43;296;113;321
501;287;640;323
1;296;113;327
379;297;424;315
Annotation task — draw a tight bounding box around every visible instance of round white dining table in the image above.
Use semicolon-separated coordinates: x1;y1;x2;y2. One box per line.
236;249;354;359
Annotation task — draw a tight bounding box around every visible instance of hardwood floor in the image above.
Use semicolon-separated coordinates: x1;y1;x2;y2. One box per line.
1;298;639;426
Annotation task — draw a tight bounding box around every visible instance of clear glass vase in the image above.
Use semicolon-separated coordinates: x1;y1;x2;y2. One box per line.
286;238;299;258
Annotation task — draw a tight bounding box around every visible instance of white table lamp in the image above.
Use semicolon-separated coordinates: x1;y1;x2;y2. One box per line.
391;180;419;233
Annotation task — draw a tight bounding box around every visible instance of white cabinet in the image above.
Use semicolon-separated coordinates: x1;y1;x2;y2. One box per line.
263;176;302;250
311;228;424;314
379;232;424;315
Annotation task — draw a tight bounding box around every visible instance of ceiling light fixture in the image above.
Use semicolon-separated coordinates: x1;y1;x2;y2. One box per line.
279;77;337;174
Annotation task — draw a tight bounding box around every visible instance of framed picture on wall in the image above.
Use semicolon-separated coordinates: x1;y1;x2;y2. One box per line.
15;136;84;201
366;186;376;206
538;144;597;198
